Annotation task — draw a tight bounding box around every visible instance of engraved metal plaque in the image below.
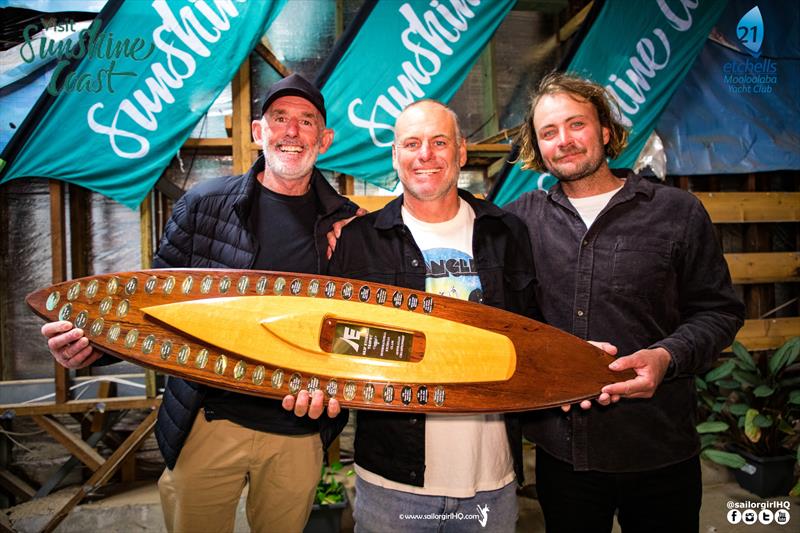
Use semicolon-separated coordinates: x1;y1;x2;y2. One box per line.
392;291;403;308
181;276;194;295
324;281;336;298
401;385;413;405
376;288;388;305
237;276;249;294
363;383;375;402
194;348;208;369
116;299;129;318
86;280;99;299
144;276;157;294
106;323;121;343
274;277;286;295
256;276;268;295
253;365;266;385
290;278;302;295
124;329;139;349
200;275;213;294
74;310;88;329
219;276;231;294
163;276;176;295
175;344;192;365
89;318;104;337
58;303;72;321
423;297;434;313
142;335;156;354
233;360;246;381
99;297;112;315
383;384;394;403
106;277;119;295
359;285;370;302
341;282;354;300
434;386;445;407
160;340;173;361
46;291;60;311
326;321;415;361
326;379;338;398
288;372;302;393
407;294;419;311
271;369;284;389
307;376;320;392
214;355;227;375
124;277;138;295
308;279;320;297
67;282;81;301
417;386;428;405
343;381;356;401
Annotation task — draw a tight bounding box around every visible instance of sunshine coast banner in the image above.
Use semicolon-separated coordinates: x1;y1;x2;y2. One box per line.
316;0;516;190
0;0;286;209
490;0;726;206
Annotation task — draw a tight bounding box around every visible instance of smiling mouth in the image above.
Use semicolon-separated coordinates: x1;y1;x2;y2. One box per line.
278;144;304;153
555;152;583;162
414;168;442;175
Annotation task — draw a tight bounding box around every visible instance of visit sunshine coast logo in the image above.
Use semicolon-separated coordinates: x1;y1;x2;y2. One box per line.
723;6;778;94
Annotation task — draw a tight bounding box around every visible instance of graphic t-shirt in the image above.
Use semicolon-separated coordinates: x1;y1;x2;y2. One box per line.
356;198;515;497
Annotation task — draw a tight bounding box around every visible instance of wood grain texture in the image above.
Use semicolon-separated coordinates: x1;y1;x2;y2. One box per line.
27;269;633;414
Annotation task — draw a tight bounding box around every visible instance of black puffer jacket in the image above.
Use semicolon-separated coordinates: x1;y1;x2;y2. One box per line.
153;156;358;469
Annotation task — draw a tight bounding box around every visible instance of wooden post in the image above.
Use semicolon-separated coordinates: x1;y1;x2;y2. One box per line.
232;57;253;175
141;192;158;398
49;181;69;403
479;39;499;141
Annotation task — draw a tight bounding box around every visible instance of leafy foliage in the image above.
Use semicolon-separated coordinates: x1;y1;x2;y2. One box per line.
696;337;800;496
314;462;354;506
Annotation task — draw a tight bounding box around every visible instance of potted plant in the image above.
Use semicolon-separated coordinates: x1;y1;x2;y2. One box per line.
303;461;353;533
696;337;800;497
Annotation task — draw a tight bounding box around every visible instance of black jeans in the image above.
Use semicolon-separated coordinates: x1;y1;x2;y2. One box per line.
535;448;701;533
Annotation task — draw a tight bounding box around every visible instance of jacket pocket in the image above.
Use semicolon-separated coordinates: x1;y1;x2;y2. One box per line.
612;237;673;298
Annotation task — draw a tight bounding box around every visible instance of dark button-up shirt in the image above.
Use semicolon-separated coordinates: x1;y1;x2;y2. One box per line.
506;173;744;472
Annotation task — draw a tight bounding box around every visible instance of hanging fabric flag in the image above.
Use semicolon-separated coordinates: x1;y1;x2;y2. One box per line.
316;0;516;190
490;0;726;206
0;0;286;209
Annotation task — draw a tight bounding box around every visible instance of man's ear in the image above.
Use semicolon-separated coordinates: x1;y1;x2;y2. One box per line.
252;119;264;143
318;128;334;154
458;138;467;167
602;125;610;147
391;144;398;171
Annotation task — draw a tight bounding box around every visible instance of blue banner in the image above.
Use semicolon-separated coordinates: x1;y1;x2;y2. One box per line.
0;0;286;209
657;0;800;174
317;0;516;190
491;0;726;206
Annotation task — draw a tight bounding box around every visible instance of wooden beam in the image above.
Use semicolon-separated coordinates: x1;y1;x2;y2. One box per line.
558;1;593;42
254;42;291;78
49;181;69;404
41;409;158;533
231;56;253;175
726;252;800;284
730;317;800;352
695;192;800;223
479;39;499;140
0;469;35;502
31;415;104;471
1;396;159;417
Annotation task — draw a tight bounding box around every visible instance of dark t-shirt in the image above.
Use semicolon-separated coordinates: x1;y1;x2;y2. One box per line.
204;184;320;435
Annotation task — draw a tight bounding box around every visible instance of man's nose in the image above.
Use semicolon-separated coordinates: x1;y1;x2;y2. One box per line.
285;118;299;136
556;128;573;146
418;141;433;161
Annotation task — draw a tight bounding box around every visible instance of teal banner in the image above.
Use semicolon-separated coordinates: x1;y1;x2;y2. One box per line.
492;0;726;206
0;0;286;209
317;0;515;190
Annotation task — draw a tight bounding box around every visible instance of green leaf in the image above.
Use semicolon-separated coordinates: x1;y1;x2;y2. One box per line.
790;390;800;405
744;409;762;443
731;370;761;387
768;337;799;376
732;341;756;371
702;449;747;469
728;403;750;416
717;379;742;389
706;360;736;382
790;479;800;498
700;434;719;449
753;385;775;397
779;376;800;388
754;414;773;428
697;421;729;434
712;402;724;413
695;376;708;391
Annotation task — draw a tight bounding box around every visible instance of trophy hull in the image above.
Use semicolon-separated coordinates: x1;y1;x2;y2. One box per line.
27;269;632;413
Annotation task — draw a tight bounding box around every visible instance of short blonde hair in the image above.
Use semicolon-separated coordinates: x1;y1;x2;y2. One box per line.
517;72;629;172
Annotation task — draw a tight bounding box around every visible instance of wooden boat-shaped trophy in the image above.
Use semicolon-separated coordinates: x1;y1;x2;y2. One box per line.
27;269;631;413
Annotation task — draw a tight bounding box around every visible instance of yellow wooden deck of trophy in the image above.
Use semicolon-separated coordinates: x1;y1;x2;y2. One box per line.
27;269;632;413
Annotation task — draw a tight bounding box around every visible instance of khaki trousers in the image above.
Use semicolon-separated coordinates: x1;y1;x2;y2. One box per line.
158;411;323;533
